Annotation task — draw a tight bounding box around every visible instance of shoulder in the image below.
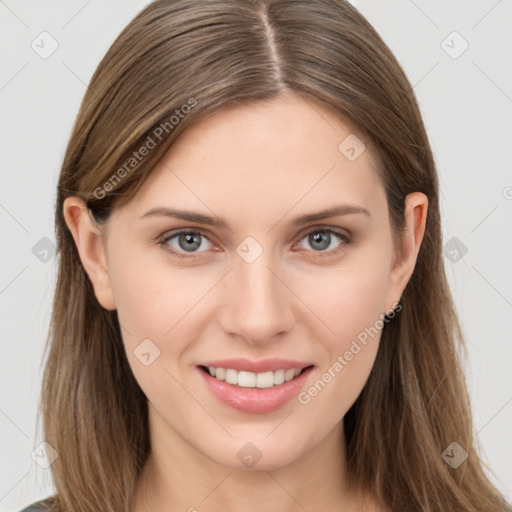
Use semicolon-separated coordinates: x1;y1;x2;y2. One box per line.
18;500;52;512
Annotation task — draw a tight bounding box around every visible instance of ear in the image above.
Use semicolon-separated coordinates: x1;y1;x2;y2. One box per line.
62;197;116;311
385;192;428;312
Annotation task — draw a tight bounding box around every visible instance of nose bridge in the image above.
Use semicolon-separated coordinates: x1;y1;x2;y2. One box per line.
220;242;294;344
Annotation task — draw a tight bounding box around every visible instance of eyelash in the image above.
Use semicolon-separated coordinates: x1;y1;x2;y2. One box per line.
157;227;352;260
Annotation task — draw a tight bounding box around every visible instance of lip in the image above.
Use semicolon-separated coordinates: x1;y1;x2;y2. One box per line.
199;358;313;373
197;364;315;414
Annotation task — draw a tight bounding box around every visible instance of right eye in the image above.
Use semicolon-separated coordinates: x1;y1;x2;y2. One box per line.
158;230;214;259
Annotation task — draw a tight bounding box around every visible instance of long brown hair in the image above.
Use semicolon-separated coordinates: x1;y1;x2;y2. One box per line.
37;0;510;510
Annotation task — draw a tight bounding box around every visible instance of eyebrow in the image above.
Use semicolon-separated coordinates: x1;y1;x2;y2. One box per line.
140;204;371;230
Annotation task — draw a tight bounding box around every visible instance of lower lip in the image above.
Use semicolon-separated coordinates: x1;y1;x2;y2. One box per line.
197;366;314;414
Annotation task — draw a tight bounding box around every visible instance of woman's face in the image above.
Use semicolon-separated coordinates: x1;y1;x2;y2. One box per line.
71;92;424;471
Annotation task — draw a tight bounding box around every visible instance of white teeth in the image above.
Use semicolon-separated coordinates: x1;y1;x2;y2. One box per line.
205;366;306;388
238;371;256;387
256;371;274;388
273;369;285;385
225;368;238;385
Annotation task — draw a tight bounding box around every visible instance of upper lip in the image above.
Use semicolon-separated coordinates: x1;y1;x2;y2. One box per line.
199;358;314;373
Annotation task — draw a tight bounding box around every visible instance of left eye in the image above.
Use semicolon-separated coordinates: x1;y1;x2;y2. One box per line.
159;228;350;259
296;229;349;254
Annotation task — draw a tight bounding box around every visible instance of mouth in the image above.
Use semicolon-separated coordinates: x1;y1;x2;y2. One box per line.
198;364;314;389
197;363;315;413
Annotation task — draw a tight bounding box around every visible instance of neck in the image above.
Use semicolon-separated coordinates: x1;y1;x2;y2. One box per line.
131;403;369;512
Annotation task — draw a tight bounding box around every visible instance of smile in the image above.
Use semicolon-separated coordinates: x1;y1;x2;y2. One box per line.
197;363;315;414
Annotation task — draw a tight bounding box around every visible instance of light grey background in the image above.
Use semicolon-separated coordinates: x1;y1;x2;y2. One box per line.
1;1;511;510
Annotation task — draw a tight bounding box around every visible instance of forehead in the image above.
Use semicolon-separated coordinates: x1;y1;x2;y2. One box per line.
112;93;385;226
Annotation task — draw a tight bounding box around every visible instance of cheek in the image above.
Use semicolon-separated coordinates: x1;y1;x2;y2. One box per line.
108;264;202;411
295;250;391;412
107;245;205;373
108;240;206;337
303;248;392;350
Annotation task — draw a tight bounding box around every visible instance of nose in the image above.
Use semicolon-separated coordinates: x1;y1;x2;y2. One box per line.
218;248;296;346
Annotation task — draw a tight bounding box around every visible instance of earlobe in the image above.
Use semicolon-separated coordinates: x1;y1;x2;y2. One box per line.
62;197;116;311
386;192;428;309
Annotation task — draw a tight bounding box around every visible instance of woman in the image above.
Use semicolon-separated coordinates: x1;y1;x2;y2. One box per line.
21;0;511;510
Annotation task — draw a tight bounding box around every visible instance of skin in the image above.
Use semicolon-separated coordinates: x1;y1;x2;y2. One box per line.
64;91;428;511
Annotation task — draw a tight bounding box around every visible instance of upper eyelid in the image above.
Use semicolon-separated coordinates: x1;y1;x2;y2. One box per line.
159;228;215;244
